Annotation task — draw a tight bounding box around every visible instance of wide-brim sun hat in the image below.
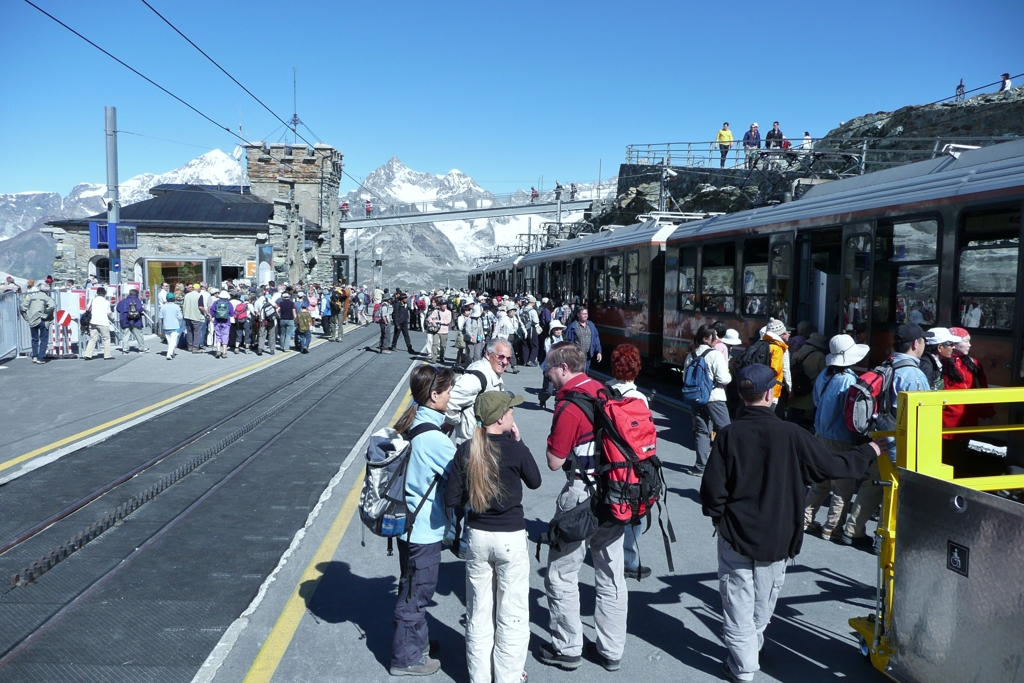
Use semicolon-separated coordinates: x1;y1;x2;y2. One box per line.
826;334;870;367
720;329;741;345
548;319;566;331
218;291;230;299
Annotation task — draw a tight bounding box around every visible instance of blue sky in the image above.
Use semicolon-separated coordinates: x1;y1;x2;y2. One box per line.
2;0;1021;195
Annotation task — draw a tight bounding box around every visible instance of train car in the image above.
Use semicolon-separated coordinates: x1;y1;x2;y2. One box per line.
662;138;1024;386
517;218;680;360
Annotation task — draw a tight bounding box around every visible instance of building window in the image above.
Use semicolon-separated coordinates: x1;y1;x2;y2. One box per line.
702;242;735;313
90;257;110;283
874;219;940;326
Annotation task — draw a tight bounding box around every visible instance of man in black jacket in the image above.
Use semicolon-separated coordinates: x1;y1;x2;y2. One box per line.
389;293;415;354
700;364;885;682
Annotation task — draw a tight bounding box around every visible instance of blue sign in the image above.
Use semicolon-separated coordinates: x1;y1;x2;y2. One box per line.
89;222;109;249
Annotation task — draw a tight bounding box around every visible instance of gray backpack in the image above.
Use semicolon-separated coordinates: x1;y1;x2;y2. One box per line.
358;423;441;555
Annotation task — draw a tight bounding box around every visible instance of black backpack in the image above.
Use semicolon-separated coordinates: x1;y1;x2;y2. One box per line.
791;347;824;397
734;339;771;373
126;300;142;322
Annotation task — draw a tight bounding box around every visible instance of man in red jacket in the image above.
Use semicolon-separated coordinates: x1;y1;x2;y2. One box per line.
701;364;886;682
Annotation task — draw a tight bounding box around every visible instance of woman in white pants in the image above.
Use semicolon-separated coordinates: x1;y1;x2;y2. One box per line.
159;293;184;359
444;391;541;683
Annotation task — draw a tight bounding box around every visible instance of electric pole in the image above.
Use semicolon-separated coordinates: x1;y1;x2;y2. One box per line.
105;106;120;285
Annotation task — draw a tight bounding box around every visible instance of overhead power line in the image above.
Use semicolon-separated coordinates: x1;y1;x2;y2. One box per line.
22;0;244;144
139;0;319;150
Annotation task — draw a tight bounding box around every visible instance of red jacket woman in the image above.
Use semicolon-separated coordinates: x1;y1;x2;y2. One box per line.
941;327;994;439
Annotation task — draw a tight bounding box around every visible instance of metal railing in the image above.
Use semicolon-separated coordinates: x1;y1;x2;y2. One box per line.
853;386;1024;674
0;292;23;361
341;181;619;221
625;136;1021;175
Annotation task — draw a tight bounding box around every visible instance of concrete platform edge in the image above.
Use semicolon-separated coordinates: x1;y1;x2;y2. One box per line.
190;354;420;683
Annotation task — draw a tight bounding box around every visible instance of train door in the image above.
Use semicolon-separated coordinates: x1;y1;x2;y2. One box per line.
571;259;583;302
769;233;794;325
841;223;875;357
648;249;666;360
794;228;843;337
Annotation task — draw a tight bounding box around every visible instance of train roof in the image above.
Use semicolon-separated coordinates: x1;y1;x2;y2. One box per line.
517;218;678;264
666;137;1024;242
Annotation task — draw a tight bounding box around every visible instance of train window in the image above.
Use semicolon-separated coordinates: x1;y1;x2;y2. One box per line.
874;219;939;326
607;254;623;304
742;238;769;316
590;256;606;304
678;247;697;311
956;209;1020;330
770;242;792;323
626;251;643;307
702;242;735;313
844;234;872;332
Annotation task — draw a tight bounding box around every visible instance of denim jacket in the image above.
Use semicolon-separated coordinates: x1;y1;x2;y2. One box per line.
813;367;858;443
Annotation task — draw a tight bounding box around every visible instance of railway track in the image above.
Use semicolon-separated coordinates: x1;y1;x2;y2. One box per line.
0;327;389;667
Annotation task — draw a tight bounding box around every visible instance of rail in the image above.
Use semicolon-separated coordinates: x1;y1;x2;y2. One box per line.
624;136;1020;175
853;386;1024;675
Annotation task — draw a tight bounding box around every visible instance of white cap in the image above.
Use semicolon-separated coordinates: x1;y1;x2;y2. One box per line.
720;329;742;345
926;327;962;345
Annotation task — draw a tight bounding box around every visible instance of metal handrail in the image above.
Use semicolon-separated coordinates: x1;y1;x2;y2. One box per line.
624;136;1020;173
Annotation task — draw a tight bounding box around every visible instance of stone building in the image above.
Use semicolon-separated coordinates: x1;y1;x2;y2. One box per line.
45;143;345;294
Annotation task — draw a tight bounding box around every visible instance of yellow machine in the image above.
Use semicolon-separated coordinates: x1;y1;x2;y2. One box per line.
850;387;1024;679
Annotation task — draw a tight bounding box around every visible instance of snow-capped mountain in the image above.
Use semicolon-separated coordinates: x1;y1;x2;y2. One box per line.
342;157;613;264
0;150;243;241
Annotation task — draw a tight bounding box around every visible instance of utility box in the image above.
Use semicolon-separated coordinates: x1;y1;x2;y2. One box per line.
887;470;1024;682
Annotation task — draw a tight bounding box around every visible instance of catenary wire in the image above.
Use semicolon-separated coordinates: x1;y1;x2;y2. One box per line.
22;0;244;144
117;129;217;150
139;0;320;151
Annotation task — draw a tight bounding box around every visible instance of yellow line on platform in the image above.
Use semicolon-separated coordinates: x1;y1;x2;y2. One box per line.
0;355;281;474
243;390;413;683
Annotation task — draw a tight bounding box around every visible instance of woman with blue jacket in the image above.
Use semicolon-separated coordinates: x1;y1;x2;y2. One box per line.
390;365;457;677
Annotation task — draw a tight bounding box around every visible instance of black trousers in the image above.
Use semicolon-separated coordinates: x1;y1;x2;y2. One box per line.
523;327;539;364
391;323;413;351
391;540;442;668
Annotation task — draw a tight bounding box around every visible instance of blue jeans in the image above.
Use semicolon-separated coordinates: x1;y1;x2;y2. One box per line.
297;330;311;351
623;523;641;571
278;320;296;350
30;324;49;361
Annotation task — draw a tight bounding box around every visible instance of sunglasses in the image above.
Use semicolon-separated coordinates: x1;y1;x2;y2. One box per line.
492;353;512;362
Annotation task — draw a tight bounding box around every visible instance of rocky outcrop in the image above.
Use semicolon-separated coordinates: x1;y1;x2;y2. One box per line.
677;184;757;213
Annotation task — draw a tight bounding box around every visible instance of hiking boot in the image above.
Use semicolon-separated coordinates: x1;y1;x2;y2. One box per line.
804;521;822;535
538;643;582;670
585;641;620;672
389;653;440;677
839;533;873;548
720;659;749;682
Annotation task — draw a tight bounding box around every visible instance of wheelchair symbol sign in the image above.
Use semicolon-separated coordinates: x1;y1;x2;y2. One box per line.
947;541;969;577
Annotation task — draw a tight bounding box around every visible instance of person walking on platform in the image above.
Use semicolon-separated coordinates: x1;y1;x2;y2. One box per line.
159;293;183;360
463;305;487;364
604;343;652;579
389;365;457;677
537;319;566;409
684;324;732;476
521;296;540;366
742;123;761;170
295;302;313;353
803;334;869;540
83;288;115;360
565;308;602;374
539;342;626;672
701;364;886;683
211;291;233;359
717;122;734;168
115;288;150;354
256;291;279;356
840;323;932;547
390;293;415;354
330;281;349;342
426;299;452;364
19;280;55;364
445;390;540;683
375;296;394;354
277;292;296;352
445;338;510;446
182;284;205;353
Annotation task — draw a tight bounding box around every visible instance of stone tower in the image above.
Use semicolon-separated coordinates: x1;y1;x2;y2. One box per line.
245;142;343;283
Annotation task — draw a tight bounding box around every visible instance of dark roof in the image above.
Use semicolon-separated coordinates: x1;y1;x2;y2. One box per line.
48;185;276;230
149;183;252;196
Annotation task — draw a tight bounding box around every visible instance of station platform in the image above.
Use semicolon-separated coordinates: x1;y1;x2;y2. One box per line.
193;365;883;683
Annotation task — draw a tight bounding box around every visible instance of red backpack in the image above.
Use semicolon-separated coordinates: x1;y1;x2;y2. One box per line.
844;357;916;436
560;384;676;570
